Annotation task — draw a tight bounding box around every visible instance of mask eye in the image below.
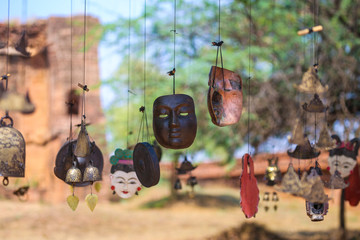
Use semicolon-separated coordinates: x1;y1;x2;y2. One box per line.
179;112;188;116
159;114;168;118
118;181;125;184
130;181;137;184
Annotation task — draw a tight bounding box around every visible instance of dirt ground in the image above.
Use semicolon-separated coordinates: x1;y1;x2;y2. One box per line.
0;182;359;240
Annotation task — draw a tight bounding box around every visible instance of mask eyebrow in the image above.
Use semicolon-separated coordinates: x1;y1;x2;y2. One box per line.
115;177;126;180
128;177;138;181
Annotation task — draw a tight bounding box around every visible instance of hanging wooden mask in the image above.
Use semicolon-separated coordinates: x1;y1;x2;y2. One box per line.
306;200;329;222
133;142;160;188
54;140;103;187
153;94;197;149
0;117;25;185
265;157;281;186
240;154;259;218
328;135;359;178
110;149;141;199
207;66;242;126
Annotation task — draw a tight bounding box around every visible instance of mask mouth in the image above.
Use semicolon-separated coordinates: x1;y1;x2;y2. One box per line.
122;191;129;194
169;128;181;138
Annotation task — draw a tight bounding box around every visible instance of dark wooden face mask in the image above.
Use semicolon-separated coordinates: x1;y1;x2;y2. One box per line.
208;66;243;127
153;94;197;149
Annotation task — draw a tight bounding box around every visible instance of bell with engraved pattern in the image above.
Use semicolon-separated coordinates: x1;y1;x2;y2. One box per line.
65;161;82;184
83;160;101;183
288;118;306;145
0;116;25;185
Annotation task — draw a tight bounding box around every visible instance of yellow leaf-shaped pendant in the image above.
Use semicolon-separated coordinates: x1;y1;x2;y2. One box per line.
94;182;101;193
67;195;79;211
85;193;98;212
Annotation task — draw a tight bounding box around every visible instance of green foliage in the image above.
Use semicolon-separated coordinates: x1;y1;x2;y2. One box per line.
101;0;360;161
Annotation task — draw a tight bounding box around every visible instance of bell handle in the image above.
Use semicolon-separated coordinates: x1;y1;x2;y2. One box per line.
297;25;323;36
0;115;13;127
3;177;9;186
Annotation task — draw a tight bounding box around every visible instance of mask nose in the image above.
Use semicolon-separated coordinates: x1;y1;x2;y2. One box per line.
170;110;180;127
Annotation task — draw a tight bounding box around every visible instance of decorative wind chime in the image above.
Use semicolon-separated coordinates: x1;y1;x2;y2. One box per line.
279;0;350;221
239;0;259;219
0;0;35;187
54;0;103;211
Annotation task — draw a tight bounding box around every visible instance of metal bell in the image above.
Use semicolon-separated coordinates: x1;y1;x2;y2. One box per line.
186;176;198;187
65;161;82;183
83;160;101;183
74;120;91;157
316;124;336;150
294;66;328;94
174;178;182;190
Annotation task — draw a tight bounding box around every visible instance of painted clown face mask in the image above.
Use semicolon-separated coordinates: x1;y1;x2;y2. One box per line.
110;170;141;199
153;94;197;149
328;155;356;178
328;136;359;178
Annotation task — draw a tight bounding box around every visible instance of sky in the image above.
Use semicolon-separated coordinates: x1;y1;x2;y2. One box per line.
0;0;144;108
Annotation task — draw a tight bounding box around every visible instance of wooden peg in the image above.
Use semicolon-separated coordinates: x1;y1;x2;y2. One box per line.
78;83;89;92
297;25;323;36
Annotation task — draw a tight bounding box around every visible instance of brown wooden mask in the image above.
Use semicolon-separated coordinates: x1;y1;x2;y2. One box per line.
207;66;242;126
153;94;197;149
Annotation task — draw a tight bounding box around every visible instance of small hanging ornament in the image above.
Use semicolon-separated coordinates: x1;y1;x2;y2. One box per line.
74;120;91;158
302;94;327;113
67;194;79;211
110;148;142;198
305;200;329;222
302;168;329;203
293;66;328;94
85;193;98;212
315;124;336;150
287;137;320;159
174;156;198;194
264;157;281;186
288;118;307;145
240;154;259;218
277;163;301;195
324;170;349;189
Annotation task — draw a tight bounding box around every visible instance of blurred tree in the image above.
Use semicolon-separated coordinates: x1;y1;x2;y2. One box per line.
101;0;360;162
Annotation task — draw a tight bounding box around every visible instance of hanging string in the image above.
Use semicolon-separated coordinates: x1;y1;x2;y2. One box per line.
143;0;147;110
170;0;177;95
126;0;131;148
218;0;221;42
69;0;74;140
247;0;252;154
81;0;87;121
5;0;10;76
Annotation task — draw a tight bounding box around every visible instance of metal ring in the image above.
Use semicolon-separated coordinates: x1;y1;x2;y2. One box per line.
0;116;13;127
3;177;9;186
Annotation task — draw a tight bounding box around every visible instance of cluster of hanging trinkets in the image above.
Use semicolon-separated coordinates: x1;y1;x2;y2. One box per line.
278;3;360;220
54;0;103;211
0;0;35;189
174;156;198;196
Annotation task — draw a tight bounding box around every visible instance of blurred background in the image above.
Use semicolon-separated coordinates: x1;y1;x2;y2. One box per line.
0;0;359;239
